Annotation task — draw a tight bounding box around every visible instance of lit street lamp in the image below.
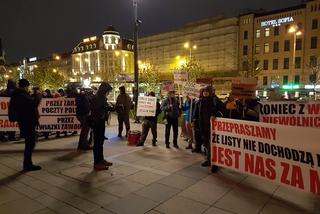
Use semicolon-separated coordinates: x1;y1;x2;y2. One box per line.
288;26;302;69
183;42;197;60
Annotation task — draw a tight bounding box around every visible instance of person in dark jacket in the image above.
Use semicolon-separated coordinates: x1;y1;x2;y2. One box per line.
161;90;181;148
191;88;204;153
10;79;41;171
116;86;132;138
136;92;162;147
194;86;221;171
89;82;113;171
76;89;92;150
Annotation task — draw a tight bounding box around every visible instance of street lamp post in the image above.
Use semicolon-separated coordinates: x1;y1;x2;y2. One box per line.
133;0;141;122
289;26;302;69
183;42;197;61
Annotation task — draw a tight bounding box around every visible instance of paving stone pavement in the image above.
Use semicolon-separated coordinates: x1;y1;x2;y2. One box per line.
0;117;319;214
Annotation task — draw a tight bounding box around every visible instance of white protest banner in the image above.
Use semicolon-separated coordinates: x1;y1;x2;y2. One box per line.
0;97;80;132
161;81;175;95
0;97;19;130
182;82;207;99
231;78;257;99
37;98;80;131
211;118;320;195
259;101;320;128
173;70;188;85
136;96;157;117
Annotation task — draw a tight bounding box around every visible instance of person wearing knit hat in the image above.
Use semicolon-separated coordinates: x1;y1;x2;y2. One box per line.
9;79;41;171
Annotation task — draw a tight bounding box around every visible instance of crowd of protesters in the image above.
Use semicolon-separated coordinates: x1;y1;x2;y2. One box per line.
0;78;261;172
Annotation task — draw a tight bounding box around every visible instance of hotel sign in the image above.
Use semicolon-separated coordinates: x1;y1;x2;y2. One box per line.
261;17;294;27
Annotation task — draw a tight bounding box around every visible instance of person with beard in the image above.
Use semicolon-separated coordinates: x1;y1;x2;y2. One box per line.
194;86;221;171
88;82;113;171
9;79;41;171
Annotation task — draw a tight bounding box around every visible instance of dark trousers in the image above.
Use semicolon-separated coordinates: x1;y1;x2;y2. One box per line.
165;117;178;145
118;113;130;136
77;115;91;149
202;130;211;162
19;123;36;167
140;120;157;144
92;119;105;164
194;128;203;151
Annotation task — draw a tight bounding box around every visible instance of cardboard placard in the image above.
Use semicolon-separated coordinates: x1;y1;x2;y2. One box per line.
136;96;157;117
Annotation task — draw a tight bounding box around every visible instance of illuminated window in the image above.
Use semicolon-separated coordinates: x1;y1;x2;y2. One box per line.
265;28;270;37
264;43;270;53
256;29;261;38
255;44;260;54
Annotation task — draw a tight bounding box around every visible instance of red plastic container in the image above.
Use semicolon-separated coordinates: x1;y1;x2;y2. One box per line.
127;130;141;146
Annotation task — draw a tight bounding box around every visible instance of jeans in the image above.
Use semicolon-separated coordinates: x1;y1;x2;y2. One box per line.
92;119;105;164
165;117;178;145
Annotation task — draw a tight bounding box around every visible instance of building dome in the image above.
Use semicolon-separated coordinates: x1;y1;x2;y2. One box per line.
103;25;119;36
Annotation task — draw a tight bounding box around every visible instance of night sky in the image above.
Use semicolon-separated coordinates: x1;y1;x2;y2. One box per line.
1;0;301;63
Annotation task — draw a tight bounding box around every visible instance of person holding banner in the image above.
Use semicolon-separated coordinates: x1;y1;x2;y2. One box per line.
76;89;92;150
88;82;113;171
9;79;42;171
161;90;181;149
136;92;162;147
194;86;220;170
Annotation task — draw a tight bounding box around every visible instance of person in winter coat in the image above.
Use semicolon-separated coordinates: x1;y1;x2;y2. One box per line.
9;79;42;171
194;86;222;171
89;82;113;171
161;90;181;149
116;86;132;138
76;89;92;150
136;92;162;147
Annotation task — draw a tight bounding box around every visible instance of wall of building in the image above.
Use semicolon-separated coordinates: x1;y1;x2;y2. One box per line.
138;17;239;80
239;0;320;92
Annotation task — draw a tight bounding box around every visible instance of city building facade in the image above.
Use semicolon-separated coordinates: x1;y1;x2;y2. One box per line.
239;0;320;97
138;17;239;84
71;26;134;84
